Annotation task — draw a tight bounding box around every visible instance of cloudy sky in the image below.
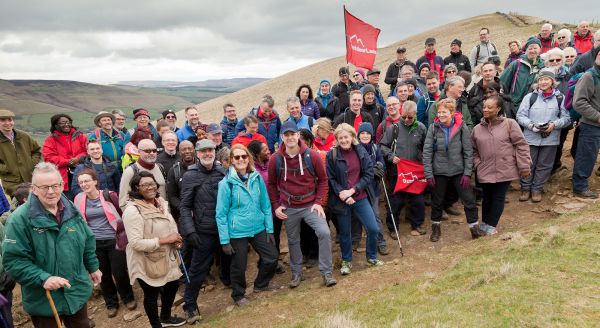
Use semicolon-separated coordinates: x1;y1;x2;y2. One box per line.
0;0;595;84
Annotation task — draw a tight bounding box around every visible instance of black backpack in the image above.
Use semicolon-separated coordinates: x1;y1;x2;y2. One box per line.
274;148;317;178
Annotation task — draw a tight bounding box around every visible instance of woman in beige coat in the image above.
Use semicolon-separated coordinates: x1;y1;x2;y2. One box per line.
472;95;531;236
122;171;185;328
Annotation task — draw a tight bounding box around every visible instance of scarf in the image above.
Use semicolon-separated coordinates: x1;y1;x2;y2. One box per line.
424;50;437;68
136;158;155;170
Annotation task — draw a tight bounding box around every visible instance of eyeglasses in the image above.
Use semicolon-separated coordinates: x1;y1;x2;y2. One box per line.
78;179;94;184
353;74;361;77
386;103;400;107
140;148;158;154
446;70;457;74
34;183;63;193
233;154;248;160
139;183;157;189
565;55;576;58
548;59;561;63
57;121;72;126
402;116;416;120
166;115;176;119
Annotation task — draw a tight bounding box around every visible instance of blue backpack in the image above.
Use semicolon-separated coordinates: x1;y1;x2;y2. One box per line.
274;148;317;178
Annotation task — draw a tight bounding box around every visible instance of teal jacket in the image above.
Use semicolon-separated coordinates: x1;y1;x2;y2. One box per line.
216;167;273;245
500;54;545;108
2;194;98;317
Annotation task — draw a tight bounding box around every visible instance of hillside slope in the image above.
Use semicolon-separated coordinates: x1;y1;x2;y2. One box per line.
190;12;560;123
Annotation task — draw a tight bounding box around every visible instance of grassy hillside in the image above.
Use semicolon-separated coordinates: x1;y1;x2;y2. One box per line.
189;12;585;124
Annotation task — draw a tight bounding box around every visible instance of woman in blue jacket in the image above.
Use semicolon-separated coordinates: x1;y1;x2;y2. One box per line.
215;144;278;306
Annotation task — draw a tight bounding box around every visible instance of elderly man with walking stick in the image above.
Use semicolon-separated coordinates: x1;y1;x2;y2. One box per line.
2;162;101;328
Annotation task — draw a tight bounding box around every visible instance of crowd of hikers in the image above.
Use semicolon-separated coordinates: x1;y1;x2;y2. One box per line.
0;21;599;328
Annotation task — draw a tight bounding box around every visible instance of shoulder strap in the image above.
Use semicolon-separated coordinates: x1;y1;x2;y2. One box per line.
102;189;122;216
308;117;314;129
476;44;481;63
157;163;167;180
275;153;282;178
173;162;181;181
94;128;100;140
303;148;316;176
529;93;539;108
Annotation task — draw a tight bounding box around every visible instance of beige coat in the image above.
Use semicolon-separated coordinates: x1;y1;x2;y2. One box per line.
122;197;181;287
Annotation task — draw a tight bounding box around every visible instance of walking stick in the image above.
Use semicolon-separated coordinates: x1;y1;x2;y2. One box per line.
45;290;62;328
177;249;190;284
381;177;404;256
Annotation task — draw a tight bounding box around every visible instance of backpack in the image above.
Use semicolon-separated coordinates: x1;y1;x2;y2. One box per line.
381;122;400;153
476;42;498;64
102;189;122;216
564;68;600;121
129;162;167;181
274;148;317;179
528;92;564;110
94;128;124;142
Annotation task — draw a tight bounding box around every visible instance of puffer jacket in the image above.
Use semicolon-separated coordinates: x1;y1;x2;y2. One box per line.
42;128;88;191
0;129;41;196
179;161;226;236
313;133;335;152
71;156;121;195
215;167;273;245
379;119;427;174
443;51;472;72
315;93;340;121
236;108;282;152
472;117;531;183
516;89;571;146
333;108;375;129
468;77;501;123
2;194;98;317
122;198;181;287
423;112;473;178
300;99;320;119
220;117;238;146
428;94;474;130
362;101;385;129
500;54;545;108
326;145;375;214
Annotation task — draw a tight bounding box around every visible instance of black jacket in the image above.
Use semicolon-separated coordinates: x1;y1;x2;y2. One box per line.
326;145;375;214
156;151;180;176
71;156;121;195
443;51;472;72
332;81;359;112
362;102;385;129
333;108;375;129
315;95;341;121
569;48;595;75
179;161;226;236
384;60;417;91
166;157;198;221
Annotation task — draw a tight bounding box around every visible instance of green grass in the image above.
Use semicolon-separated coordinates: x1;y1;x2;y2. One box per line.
296;214;600;327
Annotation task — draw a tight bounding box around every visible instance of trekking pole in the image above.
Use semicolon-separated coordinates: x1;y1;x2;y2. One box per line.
45;290;62;328
177;249;190;284
381;177;404;256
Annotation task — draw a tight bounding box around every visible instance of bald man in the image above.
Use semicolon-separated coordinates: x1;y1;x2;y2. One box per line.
536;23;559;54
573;20;594;54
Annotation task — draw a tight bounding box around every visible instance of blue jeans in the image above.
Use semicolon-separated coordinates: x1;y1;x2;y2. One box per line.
573;123;600;192
337;198;380;261
351;196;386;246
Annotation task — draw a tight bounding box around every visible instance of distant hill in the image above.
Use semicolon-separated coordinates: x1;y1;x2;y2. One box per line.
189;12;586;124
114;78;268;91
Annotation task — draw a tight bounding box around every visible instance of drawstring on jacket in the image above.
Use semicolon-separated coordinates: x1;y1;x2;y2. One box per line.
283;153;305;181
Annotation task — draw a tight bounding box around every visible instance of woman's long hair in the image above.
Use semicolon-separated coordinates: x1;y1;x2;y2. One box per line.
229;144;255;173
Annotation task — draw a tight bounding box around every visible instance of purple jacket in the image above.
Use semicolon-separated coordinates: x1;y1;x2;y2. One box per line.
300;99;321;119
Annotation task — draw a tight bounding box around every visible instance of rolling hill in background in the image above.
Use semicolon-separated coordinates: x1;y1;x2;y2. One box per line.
188;12;582;124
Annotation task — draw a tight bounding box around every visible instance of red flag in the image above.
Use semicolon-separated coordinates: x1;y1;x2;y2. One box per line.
394;159;427;194
344;7;380;70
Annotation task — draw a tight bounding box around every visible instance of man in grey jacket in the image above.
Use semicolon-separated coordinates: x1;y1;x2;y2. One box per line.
572;46;600;198
470;28;498;67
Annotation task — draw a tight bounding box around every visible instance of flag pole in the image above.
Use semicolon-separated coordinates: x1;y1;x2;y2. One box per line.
343;5;348;64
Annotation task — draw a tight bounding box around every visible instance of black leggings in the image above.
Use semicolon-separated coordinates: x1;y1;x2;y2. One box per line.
138;279;179;328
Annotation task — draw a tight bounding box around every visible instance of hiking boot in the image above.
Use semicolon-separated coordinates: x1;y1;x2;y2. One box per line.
389;231;398;240
470;225;484;239
573;190;599;199
340;260;352;275
289;273;304;288
377;244;389;255
275;262;286;274
184;309;202;324
323;273;337;287
531;191;542;203
160;316;187;327
430;224;441;242
519;191;531;202
367;258;384;266
411;225;427;236
125;300;137;311
444;207;461;216
234;298;250;307
107;308;118;318
253;284;279;293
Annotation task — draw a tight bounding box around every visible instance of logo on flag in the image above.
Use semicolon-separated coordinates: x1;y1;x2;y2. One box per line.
344;7;380;70
394;159;427;194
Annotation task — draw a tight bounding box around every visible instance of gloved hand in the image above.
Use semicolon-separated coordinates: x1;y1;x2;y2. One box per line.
266;233;276;245
374;162;385;179
427;177;436;188
222;244;235;256
186;232;202;248
460;175;471;189
529;123;541;133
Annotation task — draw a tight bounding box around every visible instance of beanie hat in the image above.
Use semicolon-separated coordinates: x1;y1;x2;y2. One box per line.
419;62;431;71
357;122;374;136
450;39;462;47
162;109;176;119
537;67;556;81
524;36;542;50
362;84;376;95
355;69;366;78
404;78;418;89
339;66;350;76
133;108;150;120
320;79;331;87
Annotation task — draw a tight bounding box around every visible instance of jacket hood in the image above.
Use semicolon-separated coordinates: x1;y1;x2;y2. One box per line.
574;31;593;41
27;193;78;225
537;33;555;41
479;115;506;126
434;111;464;138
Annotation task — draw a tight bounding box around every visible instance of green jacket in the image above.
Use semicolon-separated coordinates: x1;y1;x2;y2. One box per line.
2;194;98;317
0;129;42;196
499;55;545;108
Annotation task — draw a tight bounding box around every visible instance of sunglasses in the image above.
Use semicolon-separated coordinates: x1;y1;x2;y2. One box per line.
140;148;158;154
233;154;248;160
565;55;576;58
548;59;561;63
557;36;566;40
353;74;361;77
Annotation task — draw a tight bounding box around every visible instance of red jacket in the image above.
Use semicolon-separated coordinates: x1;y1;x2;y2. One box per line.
573;32;594;54
267;140;328;209
313;133;335;152
536;34;559;54
42;128;88;190
231;132;267;148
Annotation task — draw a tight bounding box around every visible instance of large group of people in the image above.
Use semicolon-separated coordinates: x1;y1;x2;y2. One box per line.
0;21;599;328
